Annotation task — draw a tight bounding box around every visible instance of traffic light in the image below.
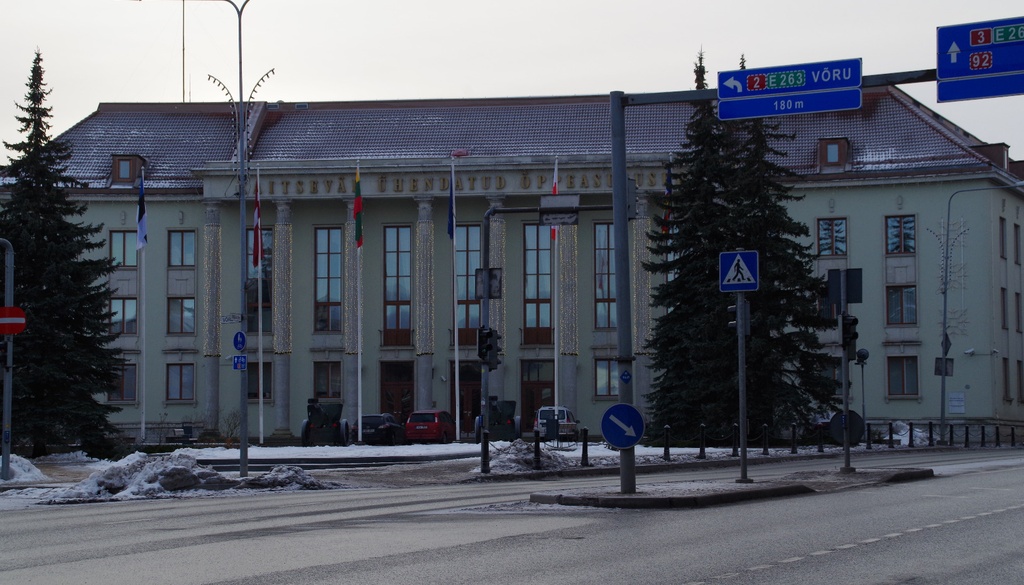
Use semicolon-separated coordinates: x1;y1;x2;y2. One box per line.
841;313;859;354
727;300;750;336
487;330;503;371
477;327;492;361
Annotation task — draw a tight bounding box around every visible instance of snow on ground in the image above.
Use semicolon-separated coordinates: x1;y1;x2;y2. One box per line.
0;454;51;483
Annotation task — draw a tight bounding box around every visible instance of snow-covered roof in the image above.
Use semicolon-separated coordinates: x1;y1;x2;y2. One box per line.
46;86;1006;190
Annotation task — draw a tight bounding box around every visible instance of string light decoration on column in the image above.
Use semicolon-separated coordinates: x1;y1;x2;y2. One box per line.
487;198;507;345
631;193;654;355
558;224;579;356
272;222;292;354
344;198;359;355
414;197;435;355
202;206;223;358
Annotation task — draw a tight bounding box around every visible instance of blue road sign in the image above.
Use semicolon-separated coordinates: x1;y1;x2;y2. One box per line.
233;331;247;352
620;369;632;384
601;403;645;450
718;58;862;100
937;17;1024;102
718;88;862;121
232;355;247;370
720;250;759;292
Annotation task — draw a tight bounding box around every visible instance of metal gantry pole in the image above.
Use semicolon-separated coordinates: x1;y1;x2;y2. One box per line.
0;239;14;480
610;91;636;494
736;292;751;483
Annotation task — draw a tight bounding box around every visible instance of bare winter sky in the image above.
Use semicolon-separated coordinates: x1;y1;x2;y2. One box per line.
2;1;1022;160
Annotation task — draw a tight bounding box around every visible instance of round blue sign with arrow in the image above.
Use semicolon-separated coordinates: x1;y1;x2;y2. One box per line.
601;403;645;450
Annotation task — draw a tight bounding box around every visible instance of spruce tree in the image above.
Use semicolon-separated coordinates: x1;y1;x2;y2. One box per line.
645;53;839;439
0;51;122;457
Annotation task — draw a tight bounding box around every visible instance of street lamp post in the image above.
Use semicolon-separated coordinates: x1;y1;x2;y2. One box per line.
939;181;1024;443
137;0;253;475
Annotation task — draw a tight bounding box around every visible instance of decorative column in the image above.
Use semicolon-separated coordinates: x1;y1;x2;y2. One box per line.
414;196;435;411
631;193;654;411
557;224;580;413
201;202;222;436
486;196;507;397
272;199;293;437
343;198;360;413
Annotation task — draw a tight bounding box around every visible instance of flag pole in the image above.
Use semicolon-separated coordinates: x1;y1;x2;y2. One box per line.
355;162;364;443
255;166;264;444
552;156;559;410
137;167;147;444
451;156;461;440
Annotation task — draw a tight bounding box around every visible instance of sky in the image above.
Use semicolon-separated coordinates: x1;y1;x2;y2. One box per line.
2;1;1023;161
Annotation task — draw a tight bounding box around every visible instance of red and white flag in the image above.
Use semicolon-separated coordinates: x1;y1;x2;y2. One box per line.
253;173;263;268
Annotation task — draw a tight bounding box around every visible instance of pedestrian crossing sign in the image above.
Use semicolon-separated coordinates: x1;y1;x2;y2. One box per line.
720;250;759;292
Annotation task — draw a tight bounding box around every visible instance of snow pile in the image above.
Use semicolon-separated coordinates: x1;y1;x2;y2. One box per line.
486;440;574;473
49;452;338;503
0;455;49;483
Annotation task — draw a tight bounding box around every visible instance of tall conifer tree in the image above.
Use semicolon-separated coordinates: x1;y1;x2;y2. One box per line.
0;51;121;457
645;53;838;438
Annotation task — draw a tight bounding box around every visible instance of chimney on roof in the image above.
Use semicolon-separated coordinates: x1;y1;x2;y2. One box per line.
972;143;1009;169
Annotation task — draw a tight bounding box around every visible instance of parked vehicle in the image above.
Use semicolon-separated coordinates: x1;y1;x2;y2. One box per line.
300;399;350;447
405;409;457;443
474;399;521;442
533;406;579;441
359;413;405;445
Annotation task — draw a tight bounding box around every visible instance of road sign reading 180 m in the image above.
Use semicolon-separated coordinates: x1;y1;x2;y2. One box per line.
717;58;862;120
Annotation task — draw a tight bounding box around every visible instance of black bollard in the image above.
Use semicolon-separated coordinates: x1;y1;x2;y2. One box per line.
928;421;934;447
964;425;970;448
996;426;1001;448
817;426;824;453
698;424;706;459
533;429;542;470
733;424;741;461
909;422;915;448
762;424;769;456
866;422;873;450
790;423;797;455
581;427;589;467
663;425;671;461
981;425;987;448
888;422;895;448
481;429;490;474
1013;427;1017;448
949;424;954;446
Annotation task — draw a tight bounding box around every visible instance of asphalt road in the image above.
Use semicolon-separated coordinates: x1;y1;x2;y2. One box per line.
2;449;1022;585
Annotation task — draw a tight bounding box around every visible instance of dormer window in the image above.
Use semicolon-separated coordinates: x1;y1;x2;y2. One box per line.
818;138;849;173
112;155;145;185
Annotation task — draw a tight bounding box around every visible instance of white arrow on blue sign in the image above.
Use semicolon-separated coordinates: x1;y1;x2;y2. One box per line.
717;58;862;120
233;331;247;352
720;251;759;292
601;403;645;450
937;16;1024;102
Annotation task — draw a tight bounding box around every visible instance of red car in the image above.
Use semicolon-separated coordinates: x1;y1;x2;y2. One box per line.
405;409;457;443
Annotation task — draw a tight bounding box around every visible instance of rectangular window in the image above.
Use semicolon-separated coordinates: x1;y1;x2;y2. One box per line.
314;227;344;332
167;297;196;334
108;363;137;402
886;286;917;325
1002;287;1009;330
1000;218;1007;259
166;363;195;401
110;298;138;334
1018;360;1024;402
111;231;138;267
885;215;916;254
1015;224;1021;265
594;223;616;329
383;225;412;346
523;224;553;344
454;224;482;344
314;361;342;399
247;361;272;400
817;218;847;256
1003;358;1012;401
247;227;273;334
168;231;196;266
1017;292;1022;333
887;356;919;396
595;359;619;397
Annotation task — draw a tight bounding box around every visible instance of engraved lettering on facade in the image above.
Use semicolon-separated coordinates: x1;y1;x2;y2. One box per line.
337;177;347;194
497;176;506;190
296;181;305;195
325;179;333;193
520;173;531;189
269;181;276;195
482;177;491;190
281;181;290;195
377;176;387;192
424;178;433;191
310;180;319;194
409;178;418;192
567;175;576;189
467;176;476;190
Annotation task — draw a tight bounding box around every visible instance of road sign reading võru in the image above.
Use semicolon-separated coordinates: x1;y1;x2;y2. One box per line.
717;58;862;120
937;16;1024;102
